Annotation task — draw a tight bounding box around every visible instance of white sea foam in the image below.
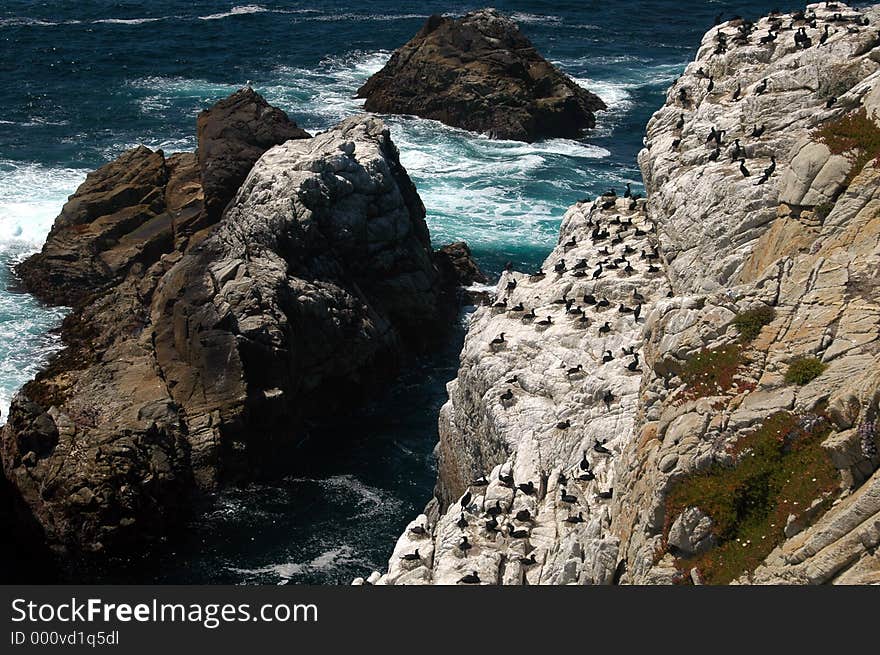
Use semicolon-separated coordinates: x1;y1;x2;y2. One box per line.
0;162;82;420
199;4;269;21
92;17;164;25
510;12;563;25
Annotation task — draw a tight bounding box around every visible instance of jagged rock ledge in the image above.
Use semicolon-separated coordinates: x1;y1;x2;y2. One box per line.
363;2;880;585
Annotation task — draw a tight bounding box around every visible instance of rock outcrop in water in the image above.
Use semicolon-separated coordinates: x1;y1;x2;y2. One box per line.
357;9;606;143
2;89;469;558
363;2;880;585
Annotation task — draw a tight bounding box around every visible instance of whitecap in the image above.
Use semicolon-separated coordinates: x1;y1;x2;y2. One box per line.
510;12;563;25
199;4;269;21
92;17;164;25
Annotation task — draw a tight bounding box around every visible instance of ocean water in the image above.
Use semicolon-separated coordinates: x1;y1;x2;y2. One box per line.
0;0;834;583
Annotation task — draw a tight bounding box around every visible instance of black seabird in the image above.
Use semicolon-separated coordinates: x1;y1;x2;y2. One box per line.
498;469;514;487
567;364;583;376
518;481;536;496
500;388;514;403
472;475;489;487
565;512;585;524
410;525;428;536
456;512;468;530
755;78;768;95
580;451;591;471
515;509;532;522
739;159;751;177
598;489;614;500
487;500;504;516
751;124;766;138
598;322;611;334
594;440;612;455
459;572;480;584
602;350;614;363
490;333;506;346
556;420;571;430
560;488;578;504
401;549;421;561
460;490;473;510
508;525;529;539
536;316;553;327
457;536;472;552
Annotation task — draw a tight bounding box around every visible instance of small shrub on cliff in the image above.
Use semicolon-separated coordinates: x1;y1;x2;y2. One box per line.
673;345;744;399
731;306;775;343
815;107;880;188
784;356;827;386
665;411;838;584
813;202;834;222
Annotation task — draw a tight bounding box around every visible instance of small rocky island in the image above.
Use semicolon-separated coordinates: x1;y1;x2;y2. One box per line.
1;88;482;562
357;9;607;142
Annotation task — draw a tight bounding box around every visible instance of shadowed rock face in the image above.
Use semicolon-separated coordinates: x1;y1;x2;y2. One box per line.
2;92;459;558
197;87;311;224
357;9;606;142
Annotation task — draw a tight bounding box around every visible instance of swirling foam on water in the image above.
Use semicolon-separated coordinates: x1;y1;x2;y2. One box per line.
0;161;82;421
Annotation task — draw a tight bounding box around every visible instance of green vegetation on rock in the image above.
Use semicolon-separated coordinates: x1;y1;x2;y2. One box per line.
784;356;827;385
665;411;838;584
731;306;775;343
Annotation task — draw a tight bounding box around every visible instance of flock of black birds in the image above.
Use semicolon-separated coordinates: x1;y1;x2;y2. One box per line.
657;4;869;187
407;195;659;584
488;189;659;405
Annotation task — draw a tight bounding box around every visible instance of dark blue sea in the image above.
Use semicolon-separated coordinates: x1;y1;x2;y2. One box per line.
0;0;833;583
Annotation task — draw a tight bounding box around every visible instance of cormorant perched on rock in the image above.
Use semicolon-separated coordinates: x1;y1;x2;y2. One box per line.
460;490;472;510
457;536;472;552
507;524;529;539
485;517;499;532
456;512;468;530
577;470;596;481
598;489;614;500
556;419;571;430
554;260;567;273
560;488;578;504
584;293;598;305
592;263;603;279
598;321;611;334
755;78;768;95
634;303;642;320
500;388;514;403
602;350;614;363
826;96;837;108
820;24;830;45
624;183;632;198
751;124;766;138
580;451;591;471
739;158;751;177
515;509;532;522
730;138;743;160
520;553;537;566
732;82;742;101
459;571;481;584
708;146;720;162
498;469;514;487
567;364;583;376
487;499;504;516
706;76;715;92
492;298;507;311
521;309;537;322
410;524;428;536
490;333;506;346
759;29;777;44
565;512;585;524
675;113;685;130
602;389;615;407
472;475;489;486
597;297;610;308
518;481;536;495
627;353;641;372
594;440;612;454
536;316;553;327
672;137;682;149
401;549;421;561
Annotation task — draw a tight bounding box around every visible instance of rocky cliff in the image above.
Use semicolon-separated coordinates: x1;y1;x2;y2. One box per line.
363;2;880;585
2;90;469;558
357;9;606;142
